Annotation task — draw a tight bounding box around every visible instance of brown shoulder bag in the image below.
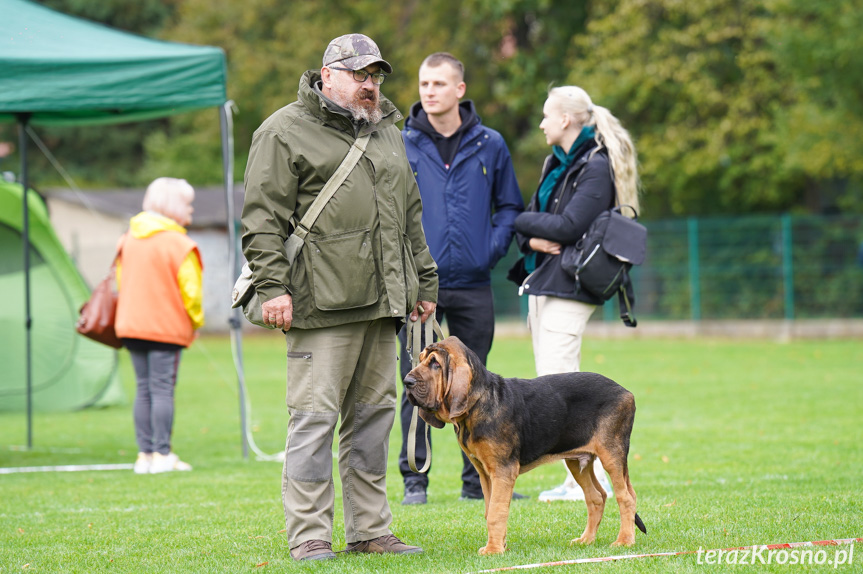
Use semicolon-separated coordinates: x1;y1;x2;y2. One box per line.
76;238;125;348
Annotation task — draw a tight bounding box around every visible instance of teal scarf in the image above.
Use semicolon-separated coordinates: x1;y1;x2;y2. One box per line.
524;126;596;273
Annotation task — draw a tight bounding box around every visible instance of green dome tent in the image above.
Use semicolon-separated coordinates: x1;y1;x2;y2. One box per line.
0;181;123;411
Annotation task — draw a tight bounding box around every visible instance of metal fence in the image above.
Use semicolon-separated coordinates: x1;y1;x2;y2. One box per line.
491;213;863;322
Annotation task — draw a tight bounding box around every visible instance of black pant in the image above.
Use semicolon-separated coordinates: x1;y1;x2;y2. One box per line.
398;286;494;496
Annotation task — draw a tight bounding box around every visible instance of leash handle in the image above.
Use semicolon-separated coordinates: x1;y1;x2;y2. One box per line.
407;407;431;473
405;316;444;367
404;316;443;473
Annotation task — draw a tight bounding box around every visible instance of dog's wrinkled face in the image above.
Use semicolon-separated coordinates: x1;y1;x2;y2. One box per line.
402;336;476;428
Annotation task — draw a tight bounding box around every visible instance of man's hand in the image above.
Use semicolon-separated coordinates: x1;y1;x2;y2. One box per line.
410;301;437;323
529;237;562;255
262;294;293;330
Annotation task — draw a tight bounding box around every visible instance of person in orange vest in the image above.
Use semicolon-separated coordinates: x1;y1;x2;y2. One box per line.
115;177;204;474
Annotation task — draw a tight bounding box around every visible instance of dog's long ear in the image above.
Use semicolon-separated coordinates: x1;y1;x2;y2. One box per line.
447;363;474;420
418;408;445;429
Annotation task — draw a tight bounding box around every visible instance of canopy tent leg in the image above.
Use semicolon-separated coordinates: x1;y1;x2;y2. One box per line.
17;114;33;450
220;102;249;460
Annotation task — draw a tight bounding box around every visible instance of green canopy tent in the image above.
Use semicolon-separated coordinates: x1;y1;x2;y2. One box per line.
0;0;247;455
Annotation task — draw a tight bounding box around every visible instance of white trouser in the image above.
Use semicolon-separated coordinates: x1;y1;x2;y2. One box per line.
527;295;596;376
528;295;604;490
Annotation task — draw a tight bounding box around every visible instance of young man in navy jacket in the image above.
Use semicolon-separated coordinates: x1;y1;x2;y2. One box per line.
398;52;524;504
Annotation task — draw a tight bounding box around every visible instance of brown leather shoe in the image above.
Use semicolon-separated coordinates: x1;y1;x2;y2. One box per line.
345;533;423;554
290;539;336;561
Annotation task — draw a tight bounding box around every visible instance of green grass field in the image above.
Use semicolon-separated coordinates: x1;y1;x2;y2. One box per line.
1;331;861;573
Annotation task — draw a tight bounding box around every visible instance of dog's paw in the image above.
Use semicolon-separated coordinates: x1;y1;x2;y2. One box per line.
478;544;506;555
610;536;635;547
570;534;596;546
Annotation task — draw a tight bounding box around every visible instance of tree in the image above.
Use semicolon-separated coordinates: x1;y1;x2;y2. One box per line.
147;0;590;194
767;0;863;213
9;0;861;216
571;0;810;217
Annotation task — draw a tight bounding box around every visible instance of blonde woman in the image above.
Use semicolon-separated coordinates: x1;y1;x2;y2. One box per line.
511;86;639;501
115;177;204;474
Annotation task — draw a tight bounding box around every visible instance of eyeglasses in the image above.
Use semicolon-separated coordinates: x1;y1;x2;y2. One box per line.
329;66;388;85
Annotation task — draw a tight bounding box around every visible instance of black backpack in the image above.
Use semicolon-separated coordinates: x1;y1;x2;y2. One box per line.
560;205;646;327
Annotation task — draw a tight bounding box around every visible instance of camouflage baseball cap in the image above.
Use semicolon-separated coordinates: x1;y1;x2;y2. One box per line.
323;33;393;74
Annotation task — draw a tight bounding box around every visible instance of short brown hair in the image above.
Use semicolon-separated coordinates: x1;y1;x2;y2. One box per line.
421;52;464;81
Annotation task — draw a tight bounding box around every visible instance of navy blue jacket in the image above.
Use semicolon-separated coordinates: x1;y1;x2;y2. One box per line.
402;101;523;289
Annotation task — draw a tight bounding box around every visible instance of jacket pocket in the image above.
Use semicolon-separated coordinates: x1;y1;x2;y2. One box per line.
310;228;379;311
402;233;419;309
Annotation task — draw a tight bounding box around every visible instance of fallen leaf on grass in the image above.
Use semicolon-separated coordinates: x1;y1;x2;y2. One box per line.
249;535;265;539
277;529;286;534
633;453;642;461
661;455;670;463
663;500;677;507
18;528;24;534
255;562;269;568
23;564;30;569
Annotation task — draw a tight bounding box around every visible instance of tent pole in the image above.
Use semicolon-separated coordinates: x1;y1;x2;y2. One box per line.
17;113;33;450
220;102;248;460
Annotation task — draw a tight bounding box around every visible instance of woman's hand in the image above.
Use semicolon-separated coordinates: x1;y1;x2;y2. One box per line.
529;237;562;255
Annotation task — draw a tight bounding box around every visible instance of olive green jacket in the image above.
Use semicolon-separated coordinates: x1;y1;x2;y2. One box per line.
241;70;438;329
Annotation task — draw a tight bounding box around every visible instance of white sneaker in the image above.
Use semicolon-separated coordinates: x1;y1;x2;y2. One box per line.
149;452;192;474
593;459;613;495
133;452;152;474
539;484;585;502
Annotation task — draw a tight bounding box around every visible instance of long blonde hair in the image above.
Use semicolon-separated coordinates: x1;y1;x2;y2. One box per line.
547;86;640;213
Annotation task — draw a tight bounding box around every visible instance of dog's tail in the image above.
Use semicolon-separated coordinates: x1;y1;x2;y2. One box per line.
634;513;647;534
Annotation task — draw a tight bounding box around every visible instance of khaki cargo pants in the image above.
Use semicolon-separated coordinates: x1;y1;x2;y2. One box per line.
282;318;398;550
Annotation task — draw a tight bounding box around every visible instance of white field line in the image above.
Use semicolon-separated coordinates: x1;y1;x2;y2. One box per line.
0;463;133;474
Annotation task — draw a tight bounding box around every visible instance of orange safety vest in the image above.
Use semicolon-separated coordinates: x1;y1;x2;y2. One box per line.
115;230;201;347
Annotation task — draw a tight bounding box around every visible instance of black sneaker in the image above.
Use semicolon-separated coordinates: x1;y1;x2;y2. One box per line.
402;485;427;505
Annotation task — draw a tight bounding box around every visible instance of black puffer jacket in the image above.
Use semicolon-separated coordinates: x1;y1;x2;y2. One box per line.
513;139;614;304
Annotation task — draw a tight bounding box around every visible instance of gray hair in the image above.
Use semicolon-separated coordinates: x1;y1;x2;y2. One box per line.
143;177;194;224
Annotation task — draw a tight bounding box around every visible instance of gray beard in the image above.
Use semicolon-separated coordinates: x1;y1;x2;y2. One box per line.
345;99;383;124
329;81;383;124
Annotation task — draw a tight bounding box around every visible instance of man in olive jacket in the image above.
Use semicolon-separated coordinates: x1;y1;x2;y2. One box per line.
241;34;438;562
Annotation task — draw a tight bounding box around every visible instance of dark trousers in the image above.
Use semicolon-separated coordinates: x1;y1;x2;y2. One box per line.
398;286;494;496
129;348;181;455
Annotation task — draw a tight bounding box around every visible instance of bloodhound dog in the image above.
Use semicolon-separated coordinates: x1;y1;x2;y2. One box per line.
403;336;646;555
